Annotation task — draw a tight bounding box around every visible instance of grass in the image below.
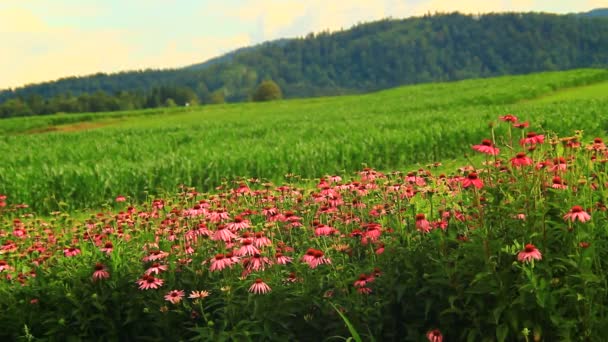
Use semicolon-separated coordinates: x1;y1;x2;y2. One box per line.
1;68;608;213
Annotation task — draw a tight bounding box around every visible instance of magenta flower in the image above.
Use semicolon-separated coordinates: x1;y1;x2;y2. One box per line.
63;247;81;257
137;275;164;290
426;329;443;342
145;263;168;275
510;152;533;167
520;132;545;146
209;254;234;272
563;206;591;223
92;263;110;281
517;244;542;263
472;139;499;155
462;172;483;189
249;278;271;294
415;214;431;233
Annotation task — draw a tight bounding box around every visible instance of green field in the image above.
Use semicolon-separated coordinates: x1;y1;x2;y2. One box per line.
2;68;608;213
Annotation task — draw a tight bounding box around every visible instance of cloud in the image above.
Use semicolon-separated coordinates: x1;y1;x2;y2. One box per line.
0;7;47;33
0;4;251;89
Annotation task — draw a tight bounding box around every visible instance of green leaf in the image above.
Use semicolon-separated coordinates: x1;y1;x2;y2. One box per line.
328;303;362;342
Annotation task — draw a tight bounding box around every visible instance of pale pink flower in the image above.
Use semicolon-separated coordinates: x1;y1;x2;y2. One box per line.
189;290;210;299
226;216;250;231
563;206;591;223
212;225;236;242
115;195;126;202
137;275;164;290
145;263;168;275
253;232;272;247
100;241;114;254
234;239;260;256
63;247;81;257
209;254;234;272
275;252;292;265
164;290;185;304
92;263;110;281
415;214;431;233
520;132;544;146
517;244;542;263
353;274;375;287
249;278;271;294
0;260;10;272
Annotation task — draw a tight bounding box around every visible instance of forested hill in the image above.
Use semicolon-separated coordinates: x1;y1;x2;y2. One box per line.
1;11;608;117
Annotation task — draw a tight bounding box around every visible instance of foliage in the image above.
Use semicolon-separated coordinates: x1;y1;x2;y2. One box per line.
1;12;608;117
252;80;282;102
2;115;608;340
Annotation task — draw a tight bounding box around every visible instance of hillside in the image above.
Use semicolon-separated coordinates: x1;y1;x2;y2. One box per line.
1;11;608;118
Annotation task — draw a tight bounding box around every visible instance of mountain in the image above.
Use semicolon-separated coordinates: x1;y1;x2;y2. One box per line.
1;11;608;117
579;8;608;17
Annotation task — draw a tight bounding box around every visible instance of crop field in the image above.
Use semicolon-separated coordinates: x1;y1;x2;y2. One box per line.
2;68;608;341
1;69;608;213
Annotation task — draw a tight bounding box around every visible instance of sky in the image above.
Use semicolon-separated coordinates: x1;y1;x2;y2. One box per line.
0;0;605;89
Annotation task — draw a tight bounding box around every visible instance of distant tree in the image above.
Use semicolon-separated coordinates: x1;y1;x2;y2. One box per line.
208;90;225;104
252;80;283;102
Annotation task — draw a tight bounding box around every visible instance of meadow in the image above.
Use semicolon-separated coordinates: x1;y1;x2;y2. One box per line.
2;68;608;341
1;69;608;213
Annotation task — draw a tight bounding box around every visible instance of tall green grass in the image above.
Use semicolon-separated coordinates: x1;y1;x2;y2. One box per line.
1;69;607;212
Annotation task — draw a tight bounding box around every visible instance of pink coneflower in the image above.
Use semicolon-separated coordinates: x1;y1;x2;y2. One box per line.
275;252;292;265
462;172;483;189
551;176;568;190
308;250;331;269
164;290;185;304
550;157;568;172
189;290;210;299
253;232;272;247
328;175;342;183
0;260;10;272
354;273;375;287
426;329;443;342
212;225;236;242
415;214;431;233
510;152;533;167
92;263;110;281
209;254;234;272
115;195;126;202
137;275;164;290
563;206;591;223
249;278;271;294
587;137;606;151
314;224;337;236
472;139;500;155
234;239;260;256
145;263;168;275
517;244;542;263
357;287;372;295
100;241;114;254
226;216;250;231
143;250;170;262
499;114;518;122
245;253;273;271
520;132;545;145
63;247;81;257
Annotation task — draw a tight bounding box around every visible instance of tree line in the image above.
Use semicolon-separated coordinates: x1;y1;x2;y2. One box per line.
1;12;607;118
